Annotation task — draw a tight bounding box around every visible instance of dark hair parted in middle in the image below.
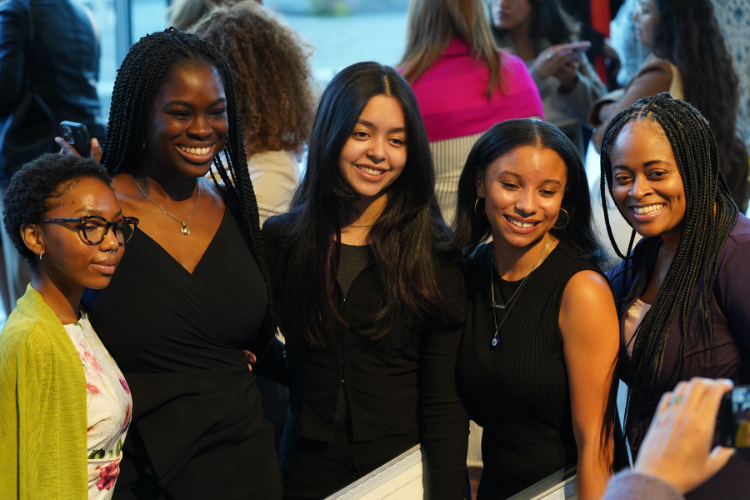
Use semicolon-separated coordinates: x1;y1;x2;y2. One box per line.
3;153;112;267
101;28;275;339
449;118;604;263
278;61;457;348
600;93;739;445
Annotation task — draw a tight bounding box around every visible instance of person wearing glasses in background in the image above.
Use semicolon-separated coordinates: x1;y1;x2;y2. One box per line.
0;153;138;500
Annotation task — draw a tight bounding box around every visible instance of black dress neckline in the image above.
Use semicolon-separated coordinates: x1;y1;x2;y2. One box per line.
131;206;229;276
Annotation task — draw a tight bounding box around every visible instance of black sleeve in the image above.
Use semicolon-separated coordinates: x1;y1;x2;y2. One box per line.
0;0;29;116
419;261;470;500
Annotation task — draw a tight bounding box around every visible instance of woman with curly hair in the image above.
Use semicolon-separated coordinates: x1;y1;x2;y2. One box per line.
0;153;137;499
193;0;316;222
590;0;749;210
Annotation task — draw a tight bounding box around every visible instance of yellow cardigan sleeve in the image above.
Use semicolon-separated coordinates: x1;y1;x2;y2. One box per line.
0;310;88;499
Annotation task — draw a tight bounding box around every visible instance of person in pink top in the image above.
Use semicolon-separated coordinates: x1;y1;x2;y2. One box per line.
399;0;543;224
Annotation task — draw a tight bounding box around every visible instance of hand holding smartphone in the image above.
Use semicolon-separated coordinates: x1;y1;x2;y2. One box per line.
59;121;92;158
719;384;750;447
560;41;591;62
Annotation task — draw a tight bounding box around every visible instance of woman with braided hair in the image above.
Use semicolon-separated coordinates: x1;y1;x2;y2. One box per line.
78;28;284;498
602;93;750;499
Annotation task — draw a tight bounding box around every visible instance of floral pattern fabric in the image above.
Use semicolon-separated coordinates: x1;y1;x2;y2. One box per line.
64;311;132;500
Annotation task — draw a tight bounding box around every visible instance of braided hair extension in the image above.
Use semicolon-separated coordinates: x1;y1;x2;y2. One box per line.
599;93;739;451
100;28;276;345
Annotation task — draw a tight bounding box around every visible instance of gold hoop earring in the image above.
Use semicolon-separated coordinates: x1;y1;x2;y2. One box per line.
474;197;485;217
553;208;569;230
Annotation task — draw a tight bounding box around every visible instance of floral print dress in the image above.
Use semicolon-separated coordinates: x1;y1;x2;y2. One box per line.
64;311;132;500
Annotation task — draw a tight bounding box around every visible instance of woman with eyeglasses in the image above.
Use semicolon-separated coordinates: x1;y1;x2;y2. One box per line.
0;153;138;500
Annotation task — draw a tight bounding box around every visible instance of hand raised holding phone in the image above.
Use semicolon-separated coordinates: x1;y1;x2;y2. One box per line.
55;121;102;162
532;41;590;80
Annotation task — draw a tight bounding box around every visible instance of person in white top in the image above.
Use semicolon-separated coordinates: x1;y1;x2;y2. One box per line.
193;1;317;223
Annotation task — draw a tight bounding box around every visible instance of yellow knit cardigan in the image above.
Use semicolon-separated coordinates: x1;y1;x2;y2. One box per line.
0;285;87;499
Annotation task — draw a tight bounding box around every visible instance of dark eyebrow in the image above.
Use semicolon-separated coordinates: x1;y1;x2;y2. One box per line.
356;119;406;134
612;160;670;170
74;207;124;219
165;98;226;108
495;171;562;186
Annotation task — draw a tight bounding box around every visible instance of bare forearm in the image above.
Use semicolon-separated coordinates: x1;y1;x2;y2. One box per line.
576;440;613;500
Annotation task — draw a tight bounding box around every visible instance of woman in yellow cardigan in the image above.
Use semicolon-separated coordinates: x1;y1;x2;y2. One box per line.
0;153;138;499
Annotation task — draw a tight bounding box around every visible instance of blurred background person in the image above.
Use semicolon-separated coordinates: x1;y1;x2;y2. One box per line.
166;0;261;30
193;0;316;223
601;93;750;500
609;0;750;157
0;0;106;317
399;0;543;224
489;0;607;136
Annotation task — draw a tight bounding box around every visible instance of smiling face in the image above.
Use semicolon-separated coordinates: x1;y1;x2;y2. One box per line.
143;61;228;178
337;95;408;202
633;0;660;47
477;145;567;249
609;120;686;241
32;177;124;292
490;0;533;31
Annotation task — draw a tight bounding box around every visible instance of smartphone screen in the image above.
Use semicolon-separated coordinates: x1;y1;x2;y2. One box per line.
719;384;750;448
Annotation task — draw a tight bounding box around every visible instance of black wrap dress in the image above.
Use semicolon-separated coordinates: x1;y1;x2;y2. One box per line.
84;208;283;499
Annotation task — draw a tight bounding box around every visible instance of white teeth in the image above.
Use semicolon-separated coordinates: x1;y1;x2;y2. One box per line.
507;217;535;229
357;165;384;176
634;204;664;215
178;145;211;155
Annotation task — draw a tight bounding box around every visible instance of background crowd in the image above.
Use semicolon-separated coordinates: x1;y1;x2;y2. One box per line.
1;0;749;500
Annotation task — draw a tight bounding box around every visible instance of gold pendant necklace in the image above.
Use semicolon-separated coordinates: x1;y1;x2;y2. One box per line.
134;178;201;235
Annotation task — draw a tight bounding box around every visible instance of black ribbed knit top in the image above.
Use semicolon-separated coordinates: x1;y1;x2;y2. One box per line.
456;241;603;499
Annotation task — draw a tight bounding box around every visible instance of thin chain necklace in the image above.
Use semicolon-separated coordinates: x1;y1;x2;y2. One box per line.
489;234;552;350
346;222;376;228
133;177;201;235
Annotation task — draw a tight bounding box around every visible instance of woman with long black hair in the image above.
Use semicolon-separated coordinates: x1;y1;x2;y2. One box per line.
601;93;750;499
262;61;468;500
451;119;620;499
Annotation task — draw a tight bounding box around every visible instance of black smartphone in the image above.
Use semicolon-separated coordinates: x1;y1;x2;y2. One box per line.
719;384;750;447
59;121;91;157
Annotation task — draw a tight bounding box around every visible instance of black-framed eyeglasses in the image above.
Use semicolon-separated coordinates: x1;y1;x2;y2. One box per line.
39;215;139;245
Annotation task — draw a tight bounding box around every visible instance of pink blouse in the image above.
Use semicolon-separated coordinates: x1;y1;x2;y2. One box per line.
408;36;544;142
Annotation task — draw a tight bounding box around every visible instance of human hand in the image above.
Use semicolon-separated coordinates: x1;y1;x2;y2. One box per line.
634;377;735;494
532;44;574;79
554;60;579;93
243;350;257;371
55;136;102;163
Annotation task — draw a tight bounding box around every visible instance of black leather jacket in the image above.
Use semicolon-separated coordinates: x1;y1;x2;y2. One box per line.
0;0;106;165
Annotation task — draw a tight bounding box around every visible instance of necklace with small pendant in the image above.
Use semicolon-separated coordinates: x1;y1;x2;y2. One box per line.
489;234;551;349
134;177;201;235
